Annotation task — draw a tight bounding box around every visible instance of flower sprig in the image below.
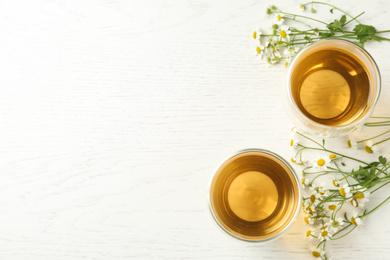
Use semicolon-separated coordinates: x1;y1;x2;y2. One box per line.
290;128;390;259
253;2;390;65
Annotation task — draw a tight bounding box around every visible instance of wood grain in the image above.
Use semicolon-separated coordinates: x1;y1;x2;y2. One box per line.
0;0;390;259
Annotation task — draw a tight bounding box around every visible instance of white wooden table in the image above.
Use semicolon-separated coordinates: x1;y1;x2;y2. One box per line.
1;0;390;259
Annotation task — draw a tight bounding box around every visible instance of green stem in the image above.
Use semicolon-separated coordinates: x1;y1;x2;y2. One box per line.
362;194;390;218
300;146;369;165
330;224;356;240
296;132;324;148
305;1;362;24
374;137;390;146
356;130;390;143
284;17;313;28
276;11;328;25
369;180;390;194
374;36;390;42
344;11;365;26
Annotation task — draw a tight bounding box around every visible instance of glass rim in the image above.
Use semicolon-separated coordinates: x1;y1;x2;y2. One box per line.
286;38;382;132
207;148;302;243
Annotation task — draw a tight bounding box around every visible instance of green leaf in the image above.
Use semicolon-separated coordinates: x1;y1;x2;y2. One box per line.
340;14;347;25
330;8;333;13
353;24;377;46
322;139;325;146
379;156;387;165
344;212;348;222
327;15;347;33
341;162;346;166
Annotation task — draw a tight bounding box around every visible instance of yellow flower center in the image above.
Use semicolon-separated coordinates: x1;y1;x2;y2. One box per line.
290;139;294;146
306;230;311;237
320;225;327;230
317;159;325;166
304;216;309;224
351;217;357;225
285;61;289;67
308;207;313;214
365;145;373;153
256;46;262;54
328;205;337;210
302;178;306;185
291;158;296;163
354;192;364;200
253;31;257;39
280;30;287;38
351;199;358;207
333;179;340;187
340;188;346;197
321;230;328;237
291;127;295;132
329;154;336;160
278;14;282;21
300;4;304;9
347;140;352;148
310;194;316;203
312;251;321;257
271;46;276;51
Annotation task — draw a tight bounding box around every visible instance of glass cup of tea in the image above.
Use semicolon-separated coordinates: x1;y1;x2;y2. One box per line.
208;149;301;242
285;39;381;138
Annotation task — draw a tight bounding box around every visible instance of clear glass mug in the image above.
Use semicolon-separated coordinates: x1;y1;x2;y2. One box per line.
285;39;381;138
208;149;301;242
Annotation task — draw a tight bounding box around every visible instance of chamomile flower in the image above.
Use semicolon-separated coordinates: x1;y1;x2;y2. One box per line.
365;140;380;154
284;56;293;68
275;13;285;25
303;213;315;225
284;46;299;56
301;176;310;189
327;217;344;232
353;189;370;208
311;247;325;258
339;183;352;199
328;153;339;161
299;3;305;12
278;25;291;42
252;27;262;42
305;228;316;240
326;202;338;212
290;137;300;148
308;192;321;206
347;135;358;149
303;201;315;215
255;43;264;60
332;177;341;188
316;185;328;196
350;212;364;226
296;157;308;166
312;155;330;171
291;126;298;135
351;199;359;207
319;227;332;241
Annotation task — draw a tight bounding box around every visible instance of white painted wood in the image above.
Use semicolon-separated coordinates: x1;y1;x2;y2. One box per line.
0;0;389;259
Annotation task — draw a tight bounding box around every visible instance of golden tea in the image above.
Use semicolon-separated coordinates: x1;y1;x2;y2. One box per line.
291;48;370;126
287;39;381;137
208;149;300;242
